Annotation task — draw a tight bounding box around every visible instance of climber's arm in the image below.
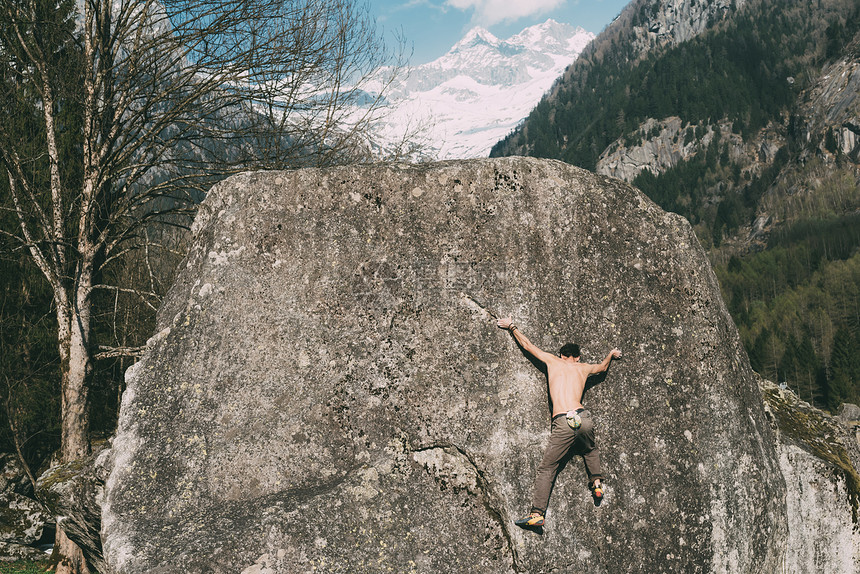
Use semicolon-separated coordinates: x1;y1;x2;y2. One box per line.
588;348;622;374
497;317;556;365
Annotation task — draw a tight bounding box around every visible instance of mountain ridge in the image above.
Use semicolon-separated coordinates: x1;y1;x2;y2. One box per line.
371;19;594;160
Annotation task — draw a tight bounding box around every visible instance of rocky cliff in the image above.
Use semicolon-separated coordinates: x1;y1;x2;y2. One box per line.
595;19;860;200
102;158;854;573
761;380;860;573
795;36;860;162
595;117;785;185
625;0;744;57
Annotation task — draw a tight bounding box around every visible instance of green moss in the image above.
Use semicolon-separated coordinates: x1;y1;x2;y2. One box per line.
37;460;85;490
35;441;110;508
762;383;860;524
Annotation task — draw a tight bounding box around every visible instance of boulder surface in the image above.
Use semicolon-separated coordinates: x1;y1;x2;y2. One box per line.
104;158;789;573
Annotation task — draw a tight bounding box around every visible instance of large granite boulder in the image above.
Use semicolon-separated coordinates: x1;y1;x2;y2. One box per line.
104;158;791;572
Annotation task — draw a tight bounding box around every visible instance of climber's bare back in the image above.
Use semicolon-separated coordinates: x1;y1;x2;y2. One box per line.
545;357;598;416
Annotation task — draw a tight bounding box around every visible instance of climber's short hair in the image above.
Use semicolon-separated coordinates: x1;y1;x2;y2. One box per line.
559;343;580;358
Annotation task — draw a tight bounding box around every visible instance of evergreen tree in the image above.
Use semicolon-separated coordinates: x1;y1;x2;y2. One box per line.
828;327;860;410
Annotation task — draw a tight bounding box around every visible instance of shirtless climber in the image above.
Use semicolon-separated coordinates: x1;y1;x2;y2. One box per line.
497;316;621;529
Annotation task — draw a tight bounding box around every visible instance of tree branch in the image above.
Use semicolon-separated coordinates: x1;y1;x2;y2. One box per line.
93;345;146;360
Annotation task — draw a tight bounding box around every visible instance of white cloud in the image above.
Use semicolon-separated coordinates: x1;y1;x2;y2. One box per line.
444;0;564;26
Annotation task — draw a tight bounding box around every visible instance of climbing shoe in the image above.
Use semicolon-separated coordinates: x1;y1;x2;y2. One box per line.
515;511;545;528
590;479;604;500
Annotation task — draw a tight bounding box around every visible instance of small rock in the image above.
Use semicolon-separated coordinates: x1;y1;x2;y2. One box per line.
837;403;860;424
0;454;32;496
0;492;49;545
0;540;49;562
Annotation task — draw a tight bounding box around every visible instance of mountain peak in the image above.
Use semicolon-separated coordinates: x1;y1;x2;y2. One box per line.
451;26;501;51
509;18;591;51
524;18;565;35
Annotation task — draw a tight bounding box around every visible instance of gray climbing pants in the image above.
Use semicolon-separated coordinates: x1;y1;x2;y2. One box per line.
530;408;603;515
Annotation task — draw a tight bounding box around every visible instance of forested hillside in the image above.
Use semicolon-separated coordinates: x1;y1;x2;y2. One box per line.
492;0;860;411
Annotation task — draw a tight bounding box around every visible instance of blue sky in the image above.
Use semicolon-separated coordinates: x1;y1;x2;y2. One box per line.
370;0;631;64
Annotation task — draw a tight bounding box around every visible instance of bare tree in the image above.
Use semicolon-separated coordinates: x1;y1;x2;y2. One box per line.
0;0;406;569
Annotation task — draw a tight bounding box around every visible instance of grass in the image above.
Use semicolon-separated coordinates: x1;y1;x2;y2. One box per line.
0;561;51;574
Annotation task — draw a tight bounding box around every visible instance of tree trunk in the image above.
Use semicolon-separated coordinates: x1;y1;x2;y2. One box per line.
53;273;93;574
54;529;91;574
57;297;92;461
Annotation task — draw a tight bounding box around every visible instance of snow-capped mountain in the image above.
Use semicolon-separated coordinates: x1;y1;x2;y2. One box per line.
374;19;594;160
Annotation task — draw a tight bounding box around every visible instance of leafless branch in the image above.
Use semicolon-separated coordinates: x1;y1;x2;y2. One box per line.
93;345;147;360
0;0;412;479
91;284;161;310
2;375;39;493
